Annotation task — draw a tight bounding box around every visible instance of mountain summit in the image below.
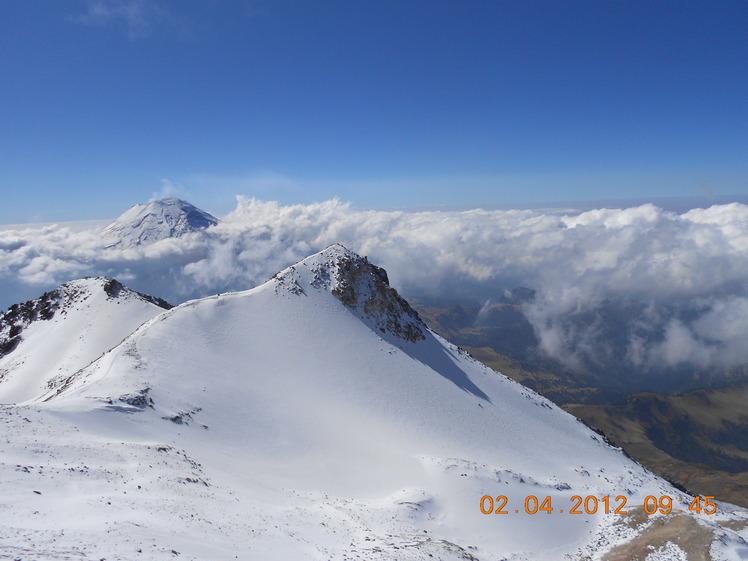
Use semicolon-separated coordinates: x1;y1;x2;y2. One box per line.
100;197;218;248
272;244;425;342
0;277;171;404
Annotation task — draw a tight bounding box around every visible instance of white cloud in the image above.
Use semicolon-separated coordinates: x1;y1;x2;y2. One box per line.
71;0;176;39
150;178;189;202
2;197;748;373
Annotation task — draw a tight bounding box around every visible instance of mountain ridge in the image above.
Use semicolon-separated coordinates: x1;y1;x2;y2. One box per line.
0;277;172;404
0;246;746;559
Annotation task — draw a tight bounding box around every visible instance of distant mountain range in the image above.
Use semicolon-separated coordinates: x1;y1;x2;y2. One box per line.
0;245;746;559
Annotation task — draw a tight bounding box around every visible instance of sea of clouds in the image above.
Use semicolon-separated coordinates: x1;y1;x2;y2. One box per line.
1;197;747;373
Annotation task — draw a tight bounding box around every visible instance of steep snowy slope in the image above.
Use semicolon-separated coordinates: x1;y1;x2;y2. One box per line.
0;278;171;404
0;246;746;560
100;197;218;248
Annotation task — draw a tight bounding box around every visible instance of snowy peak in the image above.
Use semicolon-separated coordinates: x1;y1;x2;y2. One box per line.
101;197;218;248
0;278;173;404
273;244;426;342
0;277;172;360
96;277;173;310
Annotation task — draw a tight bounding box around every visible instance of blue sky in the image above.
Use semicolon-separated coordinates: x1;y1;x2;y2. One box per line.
2;0;747;223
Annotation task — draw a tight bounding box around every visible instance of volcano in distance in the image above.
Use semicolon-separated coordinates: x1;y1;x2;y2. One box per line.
100;196;218;248
0;245;745;560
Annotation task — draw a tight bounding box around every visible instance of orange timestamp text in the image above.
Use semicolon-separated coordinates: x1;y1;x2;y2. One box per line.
479;494;718;515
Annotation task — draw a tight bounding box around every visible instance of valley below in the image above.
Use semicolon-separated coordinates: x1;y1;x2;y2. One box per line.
412;300;748;510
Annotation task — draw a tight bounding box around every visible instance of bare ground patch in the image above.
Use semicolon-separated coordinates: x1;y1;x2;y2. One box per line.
604;509;714;561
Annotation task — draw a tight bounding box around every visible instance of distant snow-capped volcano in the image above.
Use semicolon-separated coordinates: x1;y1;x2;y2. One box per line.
100;197;218;248
0;246;746;560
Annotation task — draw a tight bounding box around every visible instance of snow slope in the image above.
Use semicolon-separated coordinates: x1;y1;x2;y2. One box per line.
0;278;171;404
0;245;746;560
100;197;218;248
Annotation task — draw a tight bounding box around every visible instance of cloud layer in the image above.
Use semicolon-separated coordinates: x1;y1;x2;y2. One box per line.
2;197;747;374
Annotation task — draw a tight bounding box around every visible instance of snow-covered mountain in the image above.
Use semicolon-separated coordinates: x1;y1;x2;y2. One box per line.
0;277;171;404
100;197;218;248
0;246;745;560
